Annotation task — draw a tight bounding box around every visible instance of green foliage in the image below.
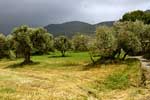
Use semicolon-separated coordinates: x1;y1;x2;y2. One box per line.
5;35;15;50
12;25;54;64
114;21;145;38
95;26;117;59
141;25;150;54
0;34;15;59
90;21;145;61
114;21;143;59
72;33;89;51
121;10;150;24
54;36;71;57
121;10;144;22
0;34;6;58
12;25;33;63
118;31;142;55
31;27;54;55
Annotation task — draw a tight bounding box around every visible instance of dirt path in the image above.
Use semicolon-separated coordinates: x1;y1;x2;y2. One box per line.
134;56;150;69
130;56;150;87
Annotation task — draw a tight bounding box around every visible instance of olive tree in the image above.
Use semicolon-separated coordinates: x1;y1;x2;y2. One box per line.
72;33;89;51
54;36;71;57
114;21;145;55
95;26;118;60
118;31;142;60
0;34;15;59
12;25;33;64
121;10;145;22
5;35;15;59
121;10;150;24
0;34;6;58
141;25;150;58
12;25;53;64
141;25;150;54
31;28;54;55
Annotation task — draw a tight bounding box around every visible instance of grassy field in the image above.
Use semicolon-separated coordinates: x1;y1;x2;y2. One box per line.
0;52;149;100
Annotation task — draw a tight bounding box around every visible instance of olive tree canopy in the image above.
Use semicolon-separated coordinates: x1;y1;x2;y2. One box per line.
12;25;53;64
54;36;71;57
95;26;118;59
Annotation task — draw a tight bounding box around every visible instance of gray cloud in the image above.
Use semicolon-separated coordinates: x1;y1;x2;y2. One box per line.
0;0;150;34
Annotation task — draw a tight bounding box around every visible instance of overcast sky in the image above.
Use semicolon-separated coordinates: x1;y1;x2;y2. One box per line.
0;0;150;34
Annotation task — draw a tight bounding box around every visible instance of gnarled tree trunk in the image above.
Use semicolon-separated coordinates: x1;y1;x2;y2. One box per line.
23;47;32;64
61;50;66;57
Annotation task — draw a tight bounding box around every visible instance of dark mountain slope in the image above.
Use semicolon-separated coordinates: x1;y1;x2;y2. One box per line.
45;21;114;37
45;21;95;37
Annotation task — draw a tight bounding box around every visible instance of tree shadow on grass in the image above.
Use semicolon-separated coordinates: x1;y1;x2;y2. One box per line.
82;58;138;71
5;62;40;69
48;55;71;58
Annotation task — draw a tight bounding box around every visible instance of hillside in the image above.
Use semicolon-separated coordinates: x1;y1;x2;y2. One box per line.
44;21;114;37
0;21;114;36
44;21;94;37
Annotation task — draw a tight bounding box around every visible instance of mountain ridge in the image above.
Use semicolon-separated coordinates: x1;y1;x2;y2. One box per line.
44;21;115;37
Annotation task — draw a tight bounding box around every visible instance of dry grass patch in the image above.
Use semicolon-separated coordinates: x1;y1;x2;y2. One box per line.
0;52;149;100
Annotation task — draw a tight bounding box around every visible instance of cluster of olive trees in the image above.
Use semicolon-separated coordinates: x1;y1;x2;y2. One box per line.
0;25;90;64
0;25;54;64
1;19;150;64
90;20;150;61
115;21;150;58
53;33;90;56
0;25;87;63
